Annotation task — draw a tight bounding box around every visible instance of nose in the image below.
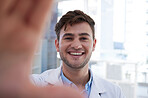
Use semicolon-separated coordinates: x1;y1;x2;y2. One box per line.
71;39;82;49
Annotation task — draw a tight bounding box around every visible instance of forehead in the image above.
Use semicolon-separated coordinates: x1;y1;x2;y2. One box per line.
60;22;93;37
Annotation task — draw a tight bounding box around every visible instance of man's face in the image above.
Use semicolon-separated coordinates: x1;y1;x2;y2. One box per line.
55;22;96;69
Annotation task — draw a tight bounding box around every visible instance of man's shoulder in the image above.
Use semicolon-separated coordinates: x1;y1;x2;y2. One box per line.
93;73;122;91
92;74;125;98
30;67;61;86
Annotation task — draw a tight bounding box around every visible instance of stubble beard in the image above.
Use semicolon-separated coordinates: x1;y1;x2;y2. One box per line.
59;52;92;70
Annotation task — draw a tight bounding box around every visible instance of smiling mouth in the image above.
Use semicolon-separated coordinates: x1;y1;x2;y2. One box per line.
68;52;85;56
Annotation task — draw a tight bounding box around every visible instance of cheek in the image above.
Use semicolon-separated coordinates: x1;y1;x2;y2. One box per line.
60;41;71;48
84;42;94;49
59;43;67;51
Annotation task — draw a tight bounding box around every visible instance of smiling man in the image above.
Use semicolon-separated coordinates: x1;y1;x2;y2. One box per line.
31;10;125;98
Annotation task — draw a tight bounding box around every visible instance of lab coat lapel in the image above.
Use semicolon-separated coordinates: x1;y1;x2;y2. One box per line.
89;75;106;98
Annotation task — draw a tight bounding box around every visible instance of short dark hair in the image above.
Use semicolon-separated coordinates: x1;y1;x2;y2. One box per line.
55;10;95;40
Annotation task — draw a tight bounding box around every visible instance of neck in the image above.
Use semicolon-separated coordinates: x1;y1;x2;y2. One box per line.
62;63;90;89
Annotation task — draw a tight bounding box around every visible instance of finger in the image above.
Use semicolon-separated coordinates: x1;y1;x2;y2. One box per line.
9;0;33;21
27;0;54;31
0;0;17;14
46;86;84;98
34;86;84;98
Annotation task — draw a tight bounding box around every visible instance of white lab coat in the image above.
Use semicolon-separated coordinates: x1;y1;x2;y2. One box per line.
31;66;126;98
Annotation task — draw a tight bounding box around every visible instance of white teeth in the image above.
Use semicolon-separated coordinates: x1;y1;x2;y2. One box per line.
70;53;82;55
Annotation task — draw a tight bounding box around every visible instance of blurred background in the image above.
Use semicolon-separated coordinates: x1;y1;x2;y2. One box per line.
32;0;148;98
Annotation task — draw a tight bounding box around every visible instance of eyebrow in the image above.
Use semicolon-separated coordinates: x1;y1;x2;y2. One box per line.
63;33;74;37
63;33;90;37
79;33;90;37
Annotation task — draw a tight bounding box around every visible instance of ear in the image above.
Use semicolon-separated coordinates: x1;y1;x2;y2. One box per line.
92;39;97;51
55;39;59;52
